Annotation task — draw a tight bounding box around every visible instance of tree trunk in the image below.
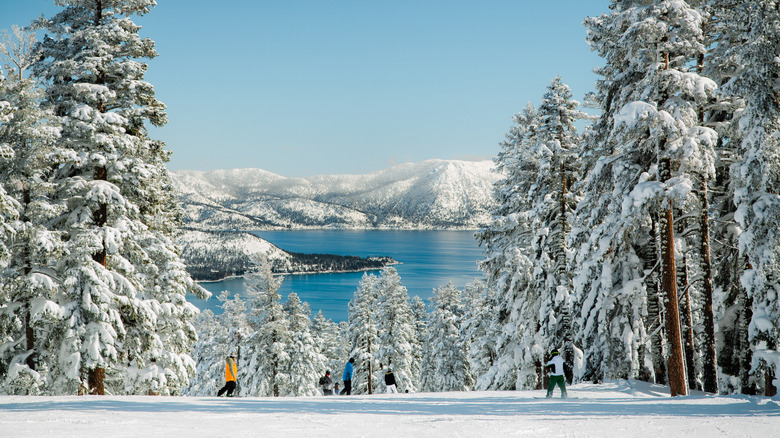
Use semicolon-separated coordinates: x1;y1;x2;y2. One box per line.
645;213;667;384
679;253;698;391
367;336;373;395
25;309;36;372
87;166;109;394
674;207;698;391
535;359;544;390
739;290;756;395
698;181;719;393
88;367;105;395
659;155;687;397
558;162;574;384
660;205;687;396
22;188;36;373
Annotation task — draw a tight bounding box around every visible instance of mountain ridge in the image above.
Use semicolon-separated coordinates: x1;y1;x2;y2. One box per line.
172;159;500;230
172;159;500;280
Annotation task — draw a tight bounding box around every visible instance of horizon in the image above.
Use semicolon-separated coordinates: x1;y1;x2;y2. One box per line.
0;0;607;177
171;156;495;177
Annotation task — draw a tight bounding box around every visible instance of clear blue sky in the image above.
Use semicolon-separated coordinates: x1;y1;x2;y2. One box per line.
1;0;608;177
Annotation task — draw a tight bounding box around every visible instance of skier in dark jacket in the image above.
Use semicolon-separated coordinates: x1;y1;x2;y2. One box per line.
319;370;333;395
384;365;398;393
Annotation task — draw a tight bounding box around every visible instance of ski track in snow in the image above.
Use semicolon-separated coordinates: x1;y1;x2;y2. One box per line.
0;381;778;437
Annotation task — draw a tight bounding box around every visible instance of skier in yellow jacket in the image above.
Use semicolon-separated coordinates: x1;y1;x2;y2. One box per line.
217;353;238;397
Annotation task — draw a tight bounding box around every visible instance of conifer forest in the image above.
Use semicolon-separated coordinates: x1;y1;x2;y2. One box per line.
0;0;778;398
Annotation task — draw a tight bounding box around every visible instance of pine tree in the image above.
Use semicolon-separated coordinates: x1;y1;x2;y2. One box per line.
461;280;497;390
346;272;380;394
0;25;61;395
282;292;325;396
475;103;538;390
420;283;472;392
705;0;780;396
374;267;419;393
312;311;343;383
243;255;290;397
577;0;717;396
529;76;590;383
30;0;206;395
408;295;427;388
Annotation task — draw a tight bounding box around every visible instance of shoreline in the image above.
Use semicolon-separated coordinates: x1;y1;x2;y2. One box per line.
195;260;402;284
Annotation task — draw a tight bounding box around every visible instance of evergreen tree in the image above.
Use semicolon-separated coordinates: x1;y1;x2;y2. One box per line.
243;255;290;397
461;280;497;390
0;25;61;395
420;283;472;392
282;292;325;396
408;295;428;388
528;76;590;383
312;311;342;384
374;267;419;393
705;0;780;396
475;103;538;390
576;0;717;396
29;0;206;395
346;272;380;394
184;291;247;396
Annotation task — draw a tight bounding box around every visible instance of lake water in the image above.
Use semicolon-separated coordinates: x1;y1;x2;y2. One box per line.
188;230;485;322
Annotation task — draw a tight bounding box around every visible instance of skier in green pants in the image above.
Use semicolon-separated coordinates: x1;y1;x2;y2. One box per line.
546;349;567;398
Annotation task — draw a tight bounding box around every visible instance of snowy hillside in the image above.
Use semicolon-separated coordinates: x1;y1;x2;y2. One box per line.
171;159;500;230
2;380;777;438
179;229;396;280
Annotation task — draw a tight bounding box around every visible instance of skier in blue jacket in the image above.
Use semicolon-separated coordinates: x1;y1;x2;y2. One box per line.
341;358;355;395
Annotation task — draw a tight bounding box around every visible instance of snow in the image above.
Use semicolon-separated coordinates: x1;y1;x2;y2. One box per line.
0;380;777;437
614;101;657;128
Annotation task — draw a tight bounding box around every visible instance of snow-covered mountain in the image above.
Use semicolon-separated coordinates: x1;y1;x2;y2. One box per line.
171;159;500;230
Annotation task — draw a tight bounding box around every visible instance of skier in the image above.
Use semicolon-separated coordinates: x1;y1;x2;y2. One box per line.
217;353;238;397
341;358;354;395
545;349;567;398
384;365;398;394
320;370;334;395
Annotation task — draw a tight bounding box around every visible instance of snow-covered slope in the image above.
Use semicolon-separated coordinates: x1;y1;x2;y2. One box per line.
179;230;397;281
2;380;778;438
172;159;500;230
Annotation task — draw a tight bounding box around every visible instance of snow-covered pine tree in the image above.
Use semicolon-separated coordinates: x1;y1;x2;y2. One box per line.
282;292;325;396
408;295;427;389
705;0;780;396
242;254;290;397
184;289;250;396
346;272;380;394
312;311;343;383
0;25;62;395
578;0;718;396
31;0;206;395
475;103;539;390
419;283;472;392
460;280;498;390
695;0;759;395
374;267;419;393
528;76;590;383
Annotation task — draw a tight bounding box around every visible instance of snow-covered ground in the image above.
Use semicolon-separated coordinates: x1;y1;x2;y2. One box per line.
1;380;777;437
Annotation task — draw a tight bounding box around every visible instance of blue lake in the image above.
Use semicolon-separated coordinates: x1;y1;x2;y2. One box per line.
188;230;485;322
